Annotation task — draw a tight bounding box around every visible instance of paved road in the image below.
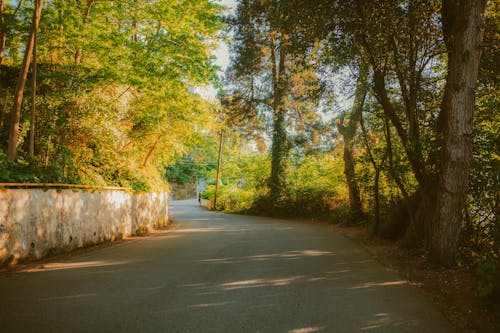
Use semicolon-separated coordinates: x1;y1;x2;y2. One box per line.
0;200;454;332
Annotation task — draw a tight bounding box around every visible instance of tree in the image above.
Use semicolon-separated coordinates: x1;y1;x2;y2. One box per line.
430;0;487;265
0;0;223;190
7;0;43;161
0;0;24;65
226;0;288;203
293;0;489;264
226;0;322;207
336;62;368;217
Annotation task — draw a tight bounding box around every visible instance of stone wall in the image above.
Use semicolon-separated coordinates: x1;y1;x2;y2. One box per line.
0;189;169;265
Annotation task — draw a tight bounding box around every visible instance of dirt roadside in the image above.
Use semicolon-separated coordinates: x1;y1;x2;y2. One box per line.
329;223;499;333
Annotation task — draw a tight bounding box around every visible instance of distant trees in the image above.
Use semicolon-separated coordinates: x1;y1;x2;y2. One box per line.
224;0;494;267
226;0;322;208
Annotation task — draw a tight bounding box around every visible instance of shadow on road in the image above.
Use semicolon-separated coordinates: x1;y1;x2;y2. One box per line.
0;199;454;332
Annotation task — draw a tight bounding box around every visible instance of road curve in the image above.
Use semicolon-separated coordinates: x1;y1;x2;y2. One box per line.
0;199;454;332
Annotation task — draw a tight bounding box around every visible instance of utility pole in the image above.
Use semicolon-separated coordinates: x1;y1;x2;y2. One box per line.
213;130;223;210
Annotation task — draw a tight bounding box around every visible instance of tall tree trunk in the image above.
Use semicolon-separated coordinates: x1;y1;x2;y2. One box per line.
0;0;5;64
343;143;362;213
429;0;486;265
29;0;38;157
44;134;51;166
372;70;429;190
337;62;368;216
7;0;43;161
142;133;163;167
269;37;288;204
360;114;388;234
0;91;8;128
373;168;382;234
74;0;94;65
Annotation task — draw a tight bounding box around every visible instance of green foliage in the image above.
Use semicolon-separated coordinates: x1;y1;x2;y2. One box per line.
0;0;223;191
204;184;259;213
283;154;346;217
225;0;324;207
164;160;214;185
475;256;500;299
0;152;41;183
201;135;271;212
201;136;349;218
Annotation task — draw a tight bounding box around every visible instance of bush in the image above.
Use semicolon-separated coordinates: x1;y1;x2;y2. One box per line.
202;184;258;213
202;153;350;220
0;149;168;192
476;257;500;299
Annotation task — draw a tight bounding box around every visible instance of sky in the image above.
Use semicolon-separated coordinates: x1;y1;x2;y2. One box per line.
198;0;352;117
214;0;236;70
196;0;236;101
214;42;230;74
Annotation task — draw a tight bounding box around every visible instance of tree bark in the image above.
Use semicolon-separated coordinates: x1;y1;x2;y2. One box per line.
429;0;486;265
142;133;163;167
360;114;388;234
29;0;39;157
44;134;51;166
0;0;5;64
337;62;368;216
269;37;288;204
7;0;43;161
0;91;8;128
343;143;362;214
372;70;429;190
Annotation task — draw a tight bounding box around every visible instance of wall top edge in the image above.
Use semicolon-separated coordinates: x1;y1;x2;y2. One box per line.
0;183;129;191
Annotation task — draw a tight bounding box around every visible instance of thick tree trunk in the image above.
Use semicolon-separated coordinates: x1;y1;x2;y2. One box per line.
429;0;486;265
337;62;368;216
7;0;43;161
269;38;288;204
343;143;362;214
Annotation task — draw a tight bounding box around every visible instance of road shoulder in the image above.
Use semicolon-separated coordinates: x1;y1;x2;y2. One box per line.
329;223;499;333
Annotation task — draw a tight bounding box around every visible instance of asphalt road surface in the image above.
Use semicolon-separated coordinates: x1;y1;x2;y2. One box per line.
0;200;455;332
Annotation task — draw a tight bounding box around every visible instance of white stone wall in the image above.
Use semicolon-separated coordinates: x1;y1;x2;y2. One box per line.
0;189;169;264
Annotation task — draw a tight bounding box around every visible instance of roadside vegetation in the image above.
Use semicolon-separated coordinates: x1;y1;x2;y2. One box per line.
0;0;222;191
195;0;499;305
